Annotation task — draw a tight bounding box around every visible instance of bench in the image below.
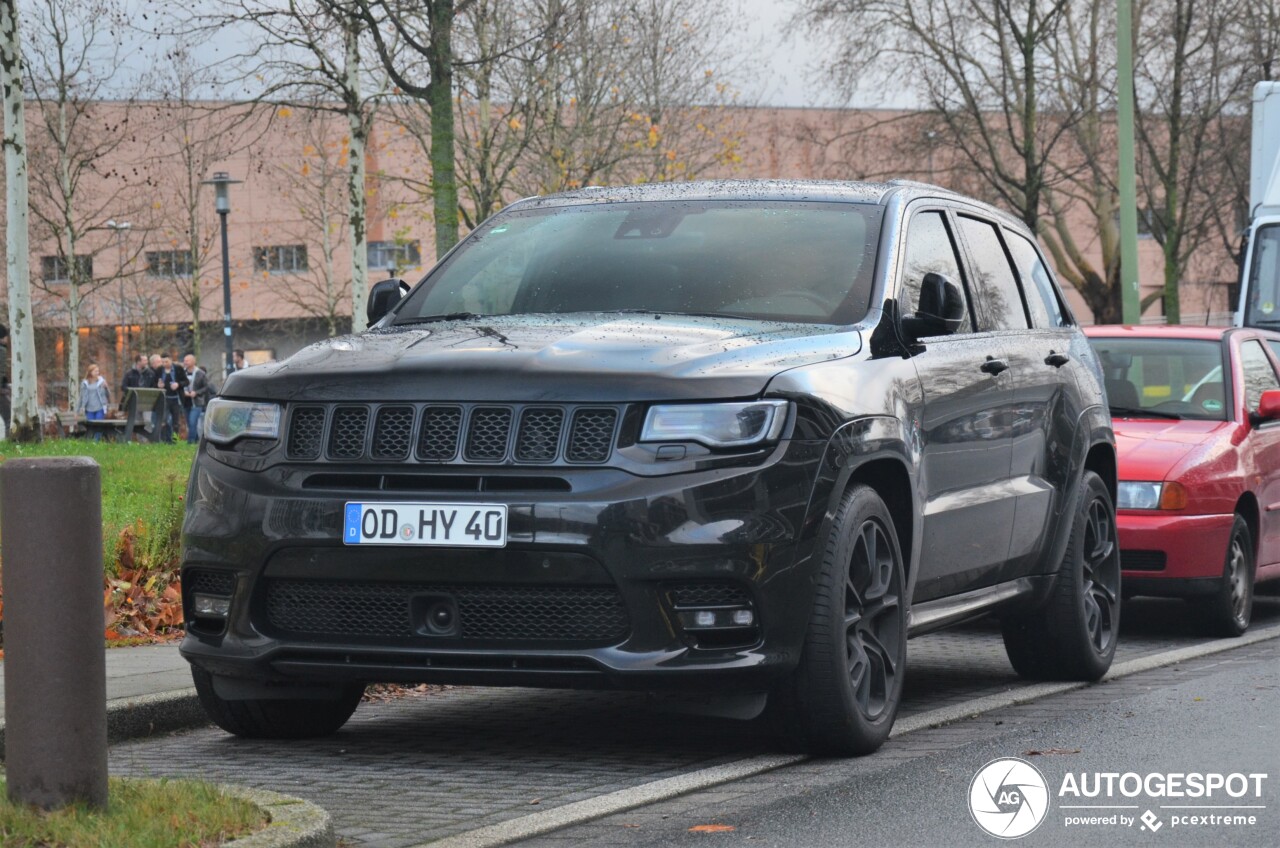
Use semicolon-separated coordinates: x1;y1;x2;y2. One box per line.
53;409;129;442
123;387;167;443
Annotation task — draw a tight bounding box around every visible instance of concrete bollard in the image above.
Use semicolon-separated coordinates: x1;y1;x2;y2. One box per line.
1;456;108;810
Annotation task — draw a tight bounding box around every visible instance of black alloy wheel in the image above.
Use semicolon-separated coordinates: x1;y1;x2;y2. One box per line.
844;518;902;723
1081;496;1120;654
771;484;906;756
1002;470;1120;681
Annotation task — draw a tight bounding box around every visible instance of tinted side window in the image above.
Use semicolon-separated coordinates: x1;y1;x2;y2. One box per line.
1241;340;1280;411
1006;231;1068;328
901;211;974;333
1268;340;1280;365
958;216;1029;331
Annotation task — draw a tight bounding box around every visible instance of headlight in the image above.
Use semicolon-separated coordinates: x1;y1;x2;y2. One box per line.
1117;481;1162;510
640;400;788;448
204;399;281;445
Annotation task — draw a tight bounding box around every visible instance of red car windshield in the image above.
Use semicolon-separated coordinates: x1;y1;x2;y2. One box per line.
1088;337;1227;421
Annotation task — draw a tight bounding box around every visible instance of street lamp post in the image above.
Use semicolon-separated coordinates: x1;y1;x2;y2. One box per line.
104;219;131;383
202;172;242;380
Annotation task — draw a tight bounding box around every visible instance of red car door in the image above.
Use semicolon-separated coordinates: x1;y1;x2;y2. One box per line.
1237;337;1280;568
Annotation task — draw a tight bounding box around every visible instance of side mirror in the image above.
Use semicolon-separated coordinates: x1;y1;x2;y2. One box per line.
366;278;405;327
902;272;966;342
1256;389;1280;423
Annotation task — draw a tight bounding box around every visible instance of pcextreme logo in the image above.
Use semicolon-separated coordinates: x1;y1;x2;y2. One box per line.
968;758;1051;839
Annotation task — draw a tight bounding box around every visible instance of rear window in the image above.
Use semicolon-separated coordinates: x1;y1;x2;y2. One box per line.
1088;337;1227;420
394;201;884;325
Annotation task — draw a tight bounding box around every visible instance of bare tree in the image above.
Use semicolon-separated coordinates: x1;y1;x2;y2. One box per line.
1133;0;1244;323
24;0;142;414
268;108;353;336
142;39;248;362
176;0;386;328
799;0;1077;232
1037;0;1124;323
1;0;39;439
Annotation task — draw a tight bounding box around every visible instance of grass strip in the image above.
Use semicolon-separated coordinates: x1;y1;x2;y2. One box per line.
0;777;265;848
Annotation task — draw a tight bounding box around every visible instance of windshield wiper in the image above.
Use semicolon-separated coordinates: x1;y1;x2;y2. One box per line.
1108;405;1182;420
397;312;484;325
1248;317;1280;326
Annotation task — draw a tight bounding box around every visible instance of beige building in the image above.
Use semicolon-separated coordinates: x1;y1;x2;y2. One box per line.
3;101;1239;405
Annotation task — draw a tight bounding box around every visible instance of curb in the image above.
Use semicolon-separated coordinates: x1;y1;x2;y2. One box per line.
0;688;206;760
221;785;335;848
420;622;1280;848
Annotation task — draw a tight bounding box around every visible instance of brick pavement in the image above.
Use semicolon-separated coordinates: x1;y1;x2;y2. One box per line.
107;597;1280;847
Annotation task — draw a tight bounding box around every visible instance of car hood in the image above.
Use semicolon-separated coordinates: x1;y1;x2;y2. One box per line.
1113;418;1233;481
224;313;861;403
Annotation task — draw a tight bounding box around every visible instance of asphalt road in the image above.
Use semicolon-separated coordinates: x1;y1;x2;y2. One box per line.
527;638;1279;848
109;598;1280;847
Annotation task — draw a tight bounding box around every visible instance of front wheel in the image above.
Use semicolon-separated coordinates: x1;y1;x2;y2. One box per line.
192;666;364;739
770;485;907;756
1193;515;1254;637
1002;470;1120;681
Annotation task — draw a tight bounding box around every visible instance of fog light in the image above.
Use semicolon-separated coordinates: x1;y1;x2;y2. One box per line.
192;593;231;618
695;610;717;627
731;609;754;626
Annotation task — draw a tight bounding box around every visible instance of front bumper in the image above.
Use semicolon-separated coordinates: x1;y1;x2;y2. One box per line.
1117;510;1233;596
180;439;827;691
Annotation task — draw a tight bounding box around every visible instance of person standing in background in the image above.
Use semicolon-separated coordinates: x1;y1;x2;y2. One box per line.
147;352;164;442
121;353;151;411
229;348;247;374
183;353;215;443
77;363;111;442
155;354;188;442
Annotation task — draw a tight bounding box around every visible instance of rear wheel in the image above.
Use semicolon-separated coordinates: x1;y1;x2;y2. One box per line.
1002;470;1120;681
1194;515;1254;637
770;485;906;756
192;666;364;739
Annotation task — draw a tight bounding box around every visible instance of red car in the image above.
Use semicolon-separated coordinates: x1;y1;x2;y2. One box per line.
1085;325;1280;635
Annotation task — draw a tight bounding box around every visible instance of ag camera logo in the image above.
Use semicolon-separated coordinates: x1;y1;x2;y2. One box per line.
969;757;1051;839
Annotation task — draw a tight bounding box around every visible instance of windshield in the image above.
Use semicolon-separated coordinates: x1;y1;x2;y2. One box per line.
393;200;884;325
1088;336;1227;421
1243;223;1280;329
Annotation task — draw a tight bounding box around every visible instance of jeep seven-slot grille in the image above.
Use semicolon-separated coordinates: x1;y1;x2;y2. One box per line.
262;579;630;643
285;403;620;465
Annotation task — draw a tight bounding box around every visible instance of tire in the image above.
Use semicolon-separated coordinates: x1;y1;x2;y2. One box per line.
192;666;364;739
1194;515;1254;637
1002;470;1120;681
770;484;907;756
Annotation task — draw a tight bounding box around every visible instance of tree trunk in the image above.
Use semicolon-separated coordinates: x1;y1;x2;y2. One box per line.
60;99;82;415
1;0;40;440
429;0;459;257
345;19;369;324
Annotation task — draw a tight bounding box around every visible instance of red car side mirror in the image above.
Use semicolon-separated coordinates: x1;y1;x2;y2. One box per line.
1257;389;1280;421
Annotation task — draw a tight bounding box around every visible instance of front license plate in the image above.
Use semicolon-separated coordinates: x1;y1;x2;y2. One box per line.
343;502;508;547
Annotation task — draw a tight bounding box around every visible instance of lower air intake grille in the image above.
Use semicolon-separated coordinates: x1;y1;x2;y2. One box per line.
668;582;751;608
185;568;236;597
263;580;630;643
1122;550;1167;572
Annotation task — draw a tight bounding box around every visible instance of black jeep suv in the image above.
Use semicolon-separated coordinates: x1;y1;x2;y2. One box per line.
182;180;1118;755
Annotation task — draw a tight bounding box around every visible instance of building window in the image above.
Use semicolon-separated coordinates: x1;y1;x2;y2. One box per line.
146;250;194;278
40;254;92;283
368;240;422;271
253;244;309;273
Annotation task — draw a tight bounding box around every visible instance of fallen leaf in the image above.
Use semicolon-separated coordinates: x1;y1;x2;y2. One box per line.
622;824;640;828
689;824;736;833
529;799;541;805
1023;748;1081;756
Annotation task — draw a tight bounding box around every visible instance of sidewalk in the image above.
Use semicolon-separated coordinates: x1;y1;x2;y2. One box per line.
0;641;204;753
0;641;192;720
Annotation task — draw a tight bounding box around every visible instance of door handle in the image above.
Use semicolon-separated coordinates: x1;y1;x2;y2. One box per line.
1044;351;1070;368
980;357;1009;376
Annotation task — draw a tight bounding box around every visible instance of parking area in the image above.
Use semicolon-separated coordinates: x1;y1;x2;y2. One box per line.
108;598;1280;847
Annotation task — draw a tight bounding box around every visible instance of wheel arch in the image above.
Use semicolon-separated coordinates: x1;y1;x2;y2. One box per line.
1234;491;1260;556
